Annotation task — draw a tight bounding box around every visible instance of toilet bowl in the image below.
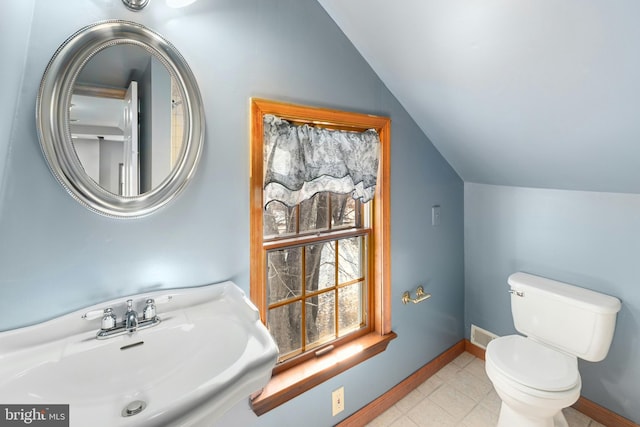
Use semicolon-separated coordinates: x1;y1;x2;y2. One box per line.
486;335;581;427
485;272;621;427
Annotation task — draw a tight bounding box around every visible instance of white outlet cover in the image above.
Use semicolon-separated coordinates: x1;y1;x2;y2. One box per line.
332;387;344;416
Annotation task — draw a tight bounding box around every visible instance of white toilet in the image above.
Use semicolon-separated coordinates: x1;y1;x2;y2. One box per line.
485;272;622;427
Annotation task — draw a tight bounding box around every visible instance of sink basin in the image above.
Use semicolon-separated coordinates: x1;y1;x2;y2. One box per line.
0;281;278;426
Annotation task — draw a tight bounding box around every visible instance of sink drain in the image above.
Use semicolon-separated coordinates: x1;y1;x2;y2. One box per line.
122;400;147;417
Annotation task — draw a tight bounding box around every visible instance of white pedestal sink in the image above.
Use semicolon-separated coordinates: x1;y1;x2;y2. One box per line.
0;282;278;426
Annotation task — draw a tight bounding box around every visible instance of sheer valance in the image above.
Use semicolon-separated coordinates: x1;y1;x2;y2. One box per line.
263;114;380;208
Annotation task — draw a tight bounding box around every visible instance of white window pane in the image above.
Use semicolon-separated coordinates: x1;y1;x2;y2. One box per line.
338;237;362;284
338;282;364;335
305;291;335;348
268;302;302;358
267;248;302;304
305;242;335;292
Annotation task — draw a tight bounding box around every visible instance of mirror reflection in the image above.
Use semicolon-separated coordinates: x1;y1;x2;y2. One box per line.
69;44;185;196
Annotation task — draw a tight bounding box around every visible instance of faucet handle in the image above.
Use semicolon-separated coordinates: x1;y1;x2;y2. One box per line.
142;294;173;320
143;299;156;320
82;308;106;320
101;308;117;330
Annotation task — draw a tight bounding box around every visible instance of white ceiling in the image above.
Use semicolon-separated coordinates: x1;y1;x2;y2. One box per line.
318;0;640;194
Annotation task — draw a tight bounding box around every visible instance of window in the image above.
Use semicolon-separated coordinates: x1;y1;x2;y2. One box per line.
249;99;395;415
265;193;368;363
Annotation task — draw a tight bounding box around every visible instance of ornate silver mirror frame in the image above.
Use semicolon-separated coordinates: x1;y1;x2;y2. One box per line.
37;20;204;218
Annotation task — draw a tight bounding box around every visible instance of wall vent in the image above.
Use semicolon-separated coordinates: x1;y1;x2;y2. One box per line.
470;324;499;349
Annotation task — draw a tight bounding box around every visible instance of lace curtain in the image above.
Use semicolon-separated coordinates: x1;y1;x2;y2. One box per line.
263;114;380;208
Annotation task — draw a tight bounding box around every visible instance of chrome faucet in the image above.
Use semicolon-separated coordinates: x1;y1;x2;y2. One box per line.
123;299;138;332
85;296;167;340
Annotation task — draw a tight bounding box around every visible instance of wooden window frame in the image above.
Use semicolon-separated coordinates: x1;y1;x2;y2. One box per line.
249;98;396;415
265;230;370;365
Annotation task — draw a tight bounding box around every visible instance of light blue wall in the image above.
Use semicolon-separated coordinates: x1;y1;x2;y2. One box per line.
464;183;640;424
0;1;464;426
0;0;35;194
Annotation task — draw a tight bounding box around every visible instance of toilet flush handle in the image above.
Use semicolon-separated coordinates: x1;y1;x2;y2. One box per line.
508;289;524;297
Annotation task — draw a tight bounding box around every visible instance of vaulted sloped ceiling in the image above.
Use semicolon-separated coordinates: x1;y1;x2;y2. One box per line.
318;0;640;194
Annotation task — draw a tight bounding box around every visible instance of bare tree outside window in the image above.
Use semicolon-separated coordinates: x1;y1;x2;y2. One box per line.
264;193;368;361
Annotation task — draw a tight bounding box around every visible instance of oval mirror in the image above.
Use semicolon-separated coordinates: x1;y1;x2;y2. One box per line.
37;20;204;218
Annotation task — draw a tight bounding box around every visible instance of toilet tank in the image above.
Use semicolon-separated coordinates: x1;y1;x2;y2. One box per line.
508;272;622;362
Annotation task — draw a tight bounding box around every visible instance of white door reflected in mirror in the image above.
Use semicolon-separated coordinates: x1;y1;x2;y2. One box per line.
70;45;184;196
71;81;139;196
122;81;139;196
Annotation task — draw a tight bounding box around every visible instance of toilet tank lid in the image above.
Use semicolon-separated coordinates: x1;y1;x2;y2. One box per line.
508;272;622;314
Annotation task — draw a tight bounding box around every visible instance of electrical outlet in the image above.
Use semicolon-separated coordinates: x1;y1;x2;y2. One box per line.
332;387;344;416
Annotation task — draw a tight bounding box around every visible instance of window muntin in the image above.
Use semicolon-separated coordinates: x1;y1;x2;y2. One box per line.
265;192;369;363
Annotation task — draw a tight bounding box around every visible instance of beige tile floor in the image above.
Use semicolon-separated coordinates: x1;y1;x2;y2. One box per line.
366;352;607;427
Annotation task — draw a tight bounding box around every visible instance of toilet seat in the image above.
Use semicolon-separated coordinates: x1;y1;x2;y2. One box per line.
486;356;581;404
486;335;579;392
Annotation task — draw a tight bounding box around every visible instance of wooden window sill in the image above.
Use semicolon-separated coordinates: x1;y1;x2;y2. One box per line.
250;331;397;416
